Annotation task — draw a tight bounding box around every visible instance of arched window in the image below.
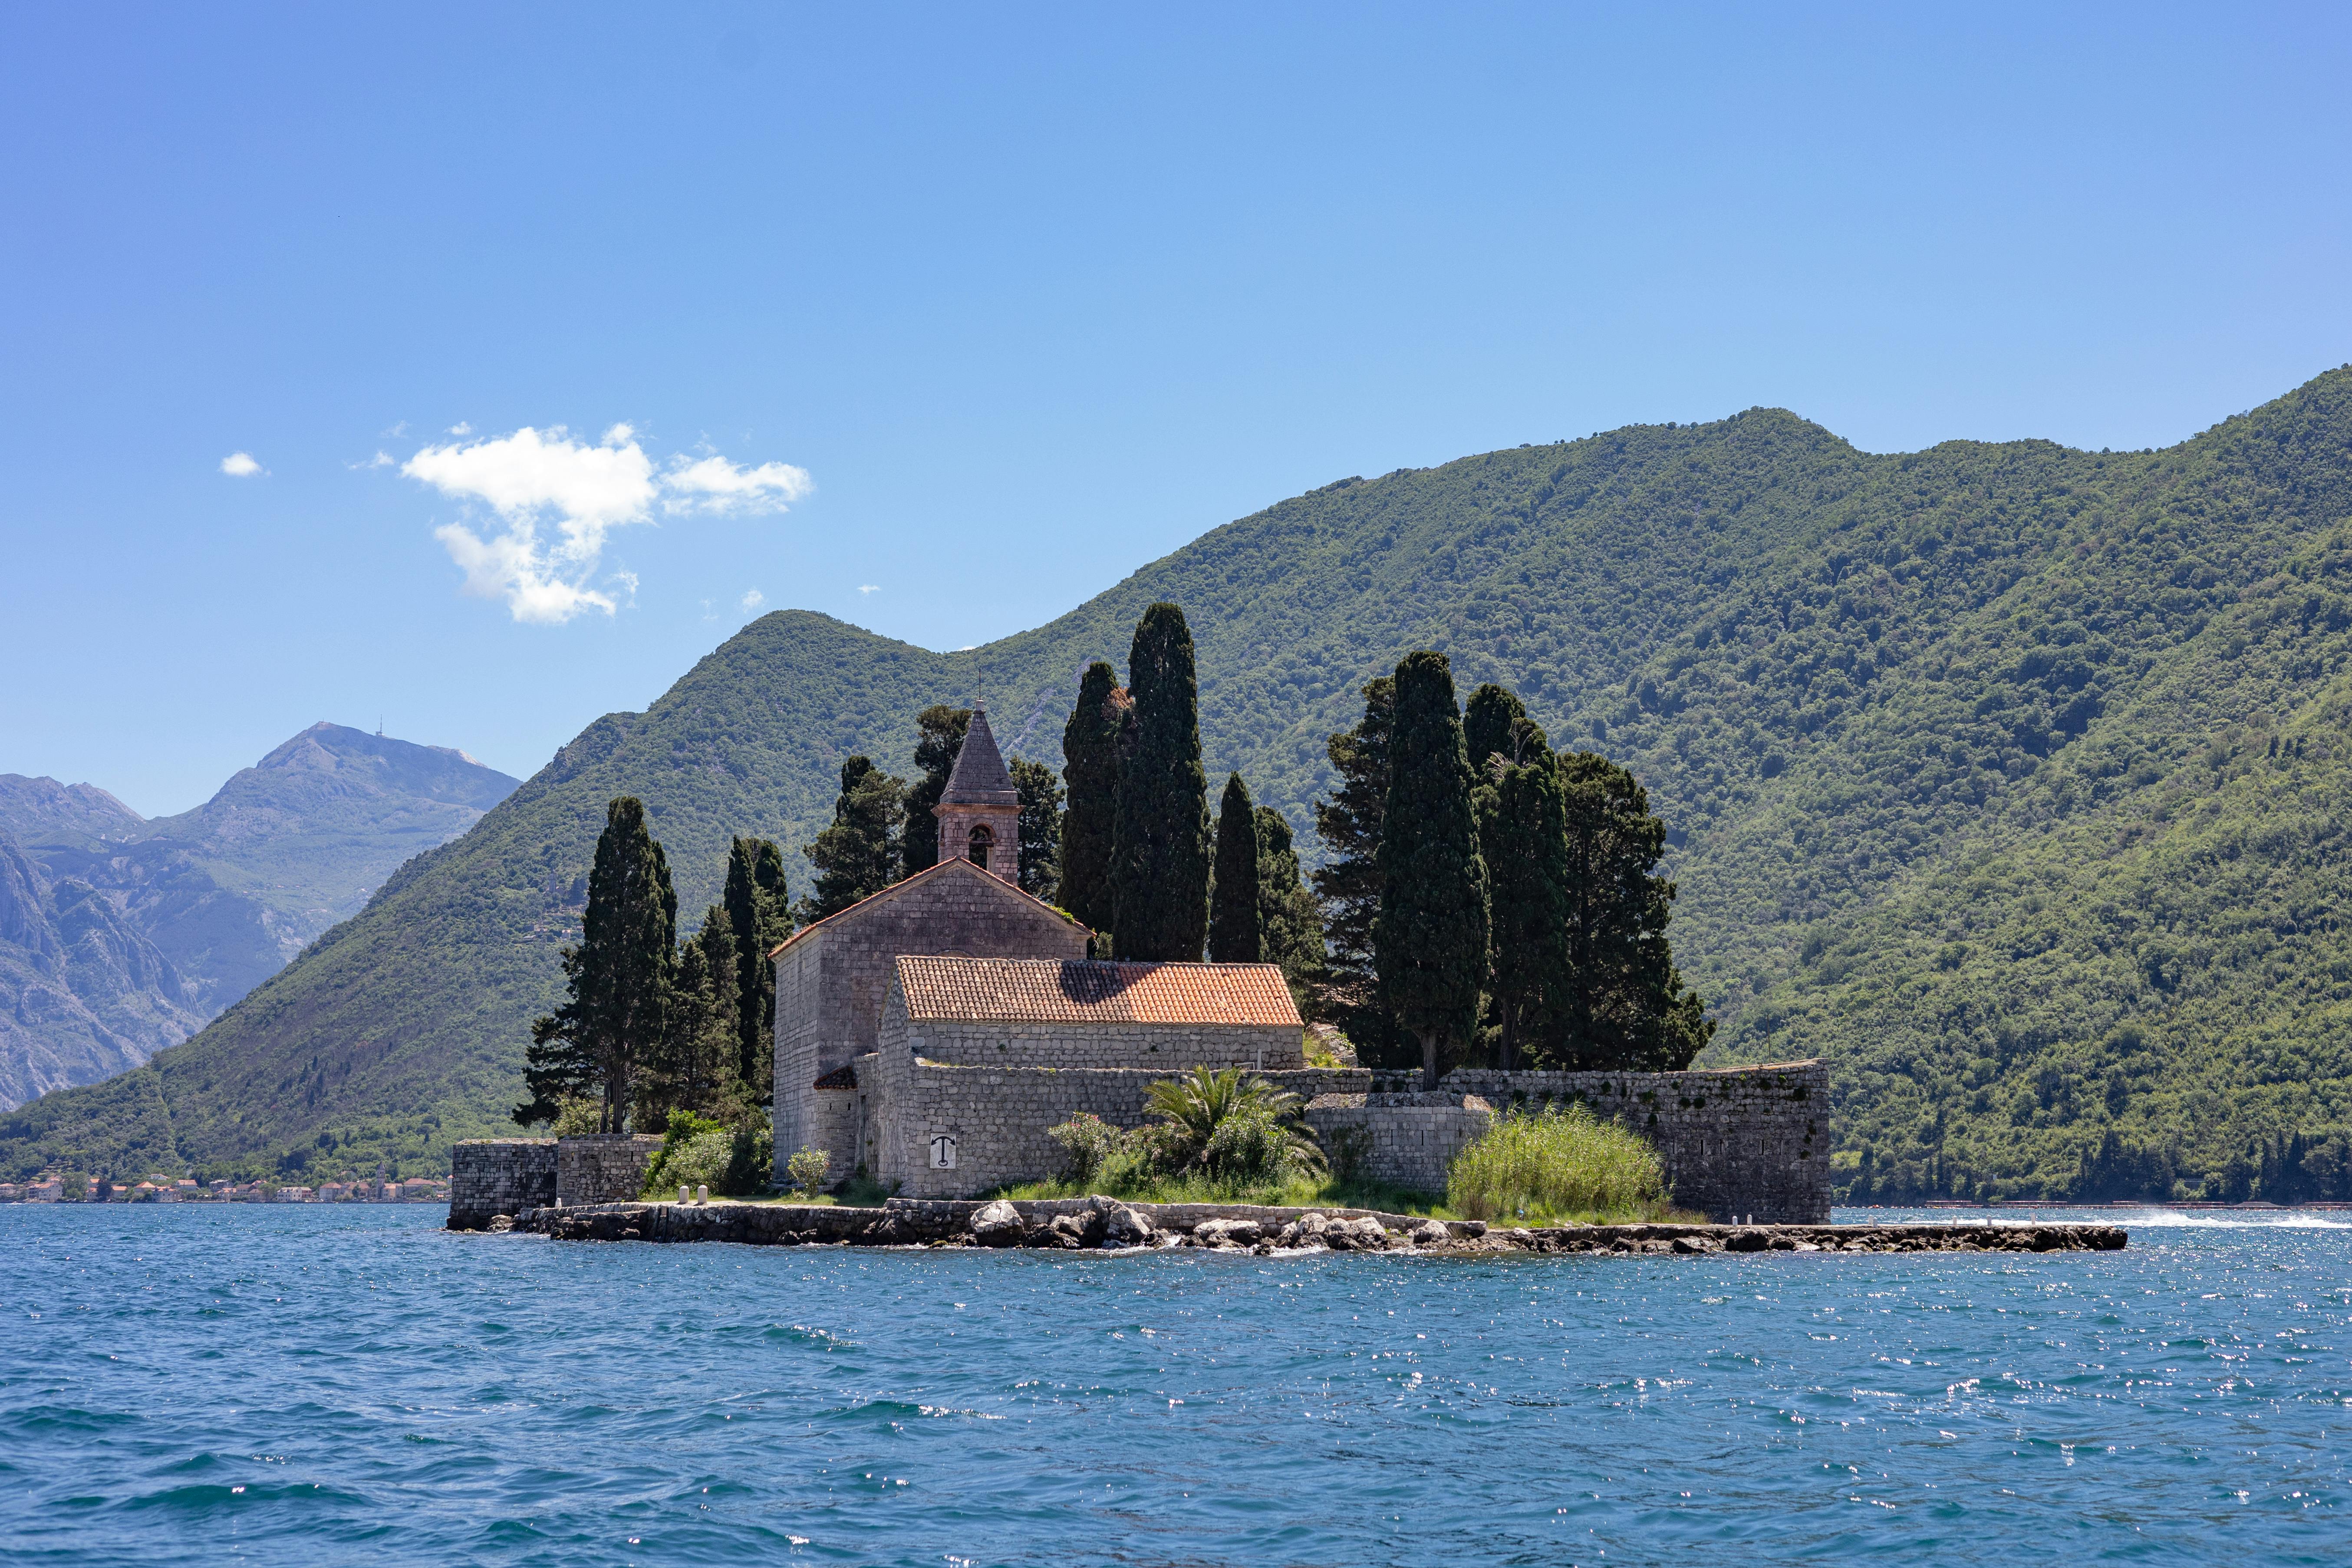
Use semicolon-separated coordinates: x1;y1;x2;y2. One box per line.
966;823;994;870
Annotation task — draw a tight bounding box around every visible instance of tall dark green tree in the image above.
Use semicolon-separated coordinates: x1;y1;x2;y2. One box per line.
516;795;677;1131
639;906;747;1126
901;705;971;876
1110;603;1210;960
800;756;905;922
1374;652;1490;1088
1550;751;1712;1071
1208;774;1262;963
1008;756;1065;901
1057;661;1124;935
1310;677;1408;1064
1476;712;1569;1071
723;836;791;1102
1255;806;1325;1004
1463;683;1531;773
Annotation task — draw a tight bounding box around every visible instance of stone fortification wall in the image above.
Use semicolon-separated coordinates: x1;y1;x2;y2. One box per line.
1303;1093;1493;1193
449;1139;555;1228
872;1050;1371;1197
771;862;1086;1163
1443;1060;1829;1223
557;1134;665;1206
907;1016;1303;1073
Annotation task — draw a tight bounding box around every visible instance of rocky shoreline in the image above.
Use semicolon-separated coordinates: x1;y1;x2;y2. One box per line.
466;1194;2128;1255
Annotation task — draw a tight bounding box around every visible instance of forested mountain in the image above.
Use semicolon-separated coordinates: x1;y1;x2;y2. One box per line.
7;369;2349;1198
0;725;517;1108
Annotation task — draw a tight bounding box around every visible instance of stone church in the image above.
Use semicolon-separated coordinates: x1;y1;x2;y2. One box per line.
769;702;1349;1197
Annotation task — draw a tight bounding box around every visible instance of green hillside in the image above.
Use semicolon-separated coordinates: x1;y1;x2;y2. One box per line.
7;367;2351;1196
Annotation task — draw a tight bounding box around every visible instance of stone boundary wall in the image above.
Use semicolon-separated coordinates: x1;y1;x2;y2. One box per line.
557;1135;665;1206
872;1054;1371;1197
449;1139;556;1228
1303;1094;1493;1193
906;1016;1303;1073
1442;1060;1830;1223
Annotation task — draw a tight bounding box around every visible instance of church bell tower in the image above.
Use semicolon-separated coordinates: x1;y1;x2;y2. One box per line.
933;700;1021;883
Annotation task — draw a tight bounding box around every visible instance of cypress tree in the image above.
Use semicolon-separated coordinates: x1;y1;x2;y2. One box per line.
723;836;792;1103
1310;677;1409;1066
800;756;905;922
1476;710;1568;1072
640;906;746;1125
900;705;971;876
516;795;676;1131
1255;805;1326;1004
1551;751;1712;1071
1057;661;1123;935
1208;774;1262;963
1463;683;1531;773
1374;652;1490;1089
1008;756;1065;901
1110;603;1210;960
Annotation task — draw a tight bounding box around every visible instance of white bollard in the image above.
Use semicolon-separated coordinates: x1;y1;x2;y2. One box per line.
678;1184;689;1205
696;1185;708;1204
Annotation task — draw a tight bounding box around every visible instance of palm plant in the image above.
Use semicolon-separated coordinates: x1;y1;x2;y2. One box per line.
1144;1065;1324;1181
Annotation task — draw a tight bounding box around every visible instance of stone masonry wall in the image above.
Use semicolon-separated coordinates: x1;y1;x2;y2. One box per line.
1443;1061;1830;1223
449;1139;556;1227
1303;1094;1493;1193
773;862;1087;1166
905;1015;1304;1073
557;1135;665;1206
874;1054;1372;1197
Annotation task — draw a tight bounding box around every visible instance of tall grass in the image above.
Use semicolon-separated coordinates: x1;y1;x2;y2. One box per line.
1447;1103;1670;1224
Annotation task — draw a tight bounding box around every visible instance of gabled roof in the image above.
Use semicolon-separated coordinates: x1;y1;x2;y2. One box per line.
895;956;1302;1027
768;855;1081;958
939;702;1018;806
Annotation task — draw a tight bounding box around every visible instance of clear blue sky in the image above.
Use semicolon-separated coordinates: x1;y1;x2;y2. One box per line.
5;3;2348;815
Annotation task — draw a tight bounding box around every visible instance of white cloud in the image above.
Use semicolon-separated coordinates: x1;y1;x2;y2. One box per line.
448;421;472;436
348;451;395;471
220;451;263;477
741;589;764;610
662;453;812;516
405;424;808;624
858;584;880;594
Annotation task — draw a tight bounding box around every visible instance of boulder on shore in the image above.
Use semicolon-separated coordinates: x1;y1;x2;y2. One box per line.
970;1200;1024;1247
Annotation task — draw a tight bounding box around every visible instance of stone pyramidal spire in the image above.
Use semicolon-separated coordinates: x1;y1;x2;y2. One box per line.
941;700;1018;806
933;700;1021;880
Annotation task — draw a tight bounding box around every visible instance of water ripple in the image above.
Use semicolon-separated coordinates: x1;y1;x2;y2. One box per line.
2;1205;2348;1563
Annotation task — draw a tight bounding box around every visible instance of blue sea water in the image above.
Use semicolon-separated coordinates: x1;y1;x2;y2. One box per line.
1;1205;2346;1565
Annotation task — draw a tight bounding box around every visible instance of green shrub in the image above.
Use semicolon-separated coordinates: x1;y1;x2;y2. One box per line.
552;1097;604;1137
784;1145;830;1199
1047;1112;1124;1184
1447;1103;1667;1223
1144;1065;1323;1179
642;1107;771;1197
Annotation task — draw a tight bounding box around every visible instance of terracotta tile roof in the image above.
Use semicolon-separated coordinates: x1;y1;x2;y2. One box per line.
769;856;1081;958
812;1062;859;1090
896;956;1302;1027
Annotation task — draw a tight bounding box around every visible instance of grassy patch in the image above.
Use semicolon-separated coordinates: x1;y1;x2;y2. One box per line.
1447;1103;1688;1225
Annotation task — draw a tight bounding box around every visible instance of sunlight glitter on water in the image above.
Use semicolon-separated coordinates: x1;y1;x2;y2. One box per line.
1;1204;2346;1565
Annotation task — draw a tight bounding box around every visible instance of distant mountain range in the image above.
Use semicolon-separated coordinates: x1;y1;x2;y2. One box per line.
0;725;517;1108
6;369;2351;1202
